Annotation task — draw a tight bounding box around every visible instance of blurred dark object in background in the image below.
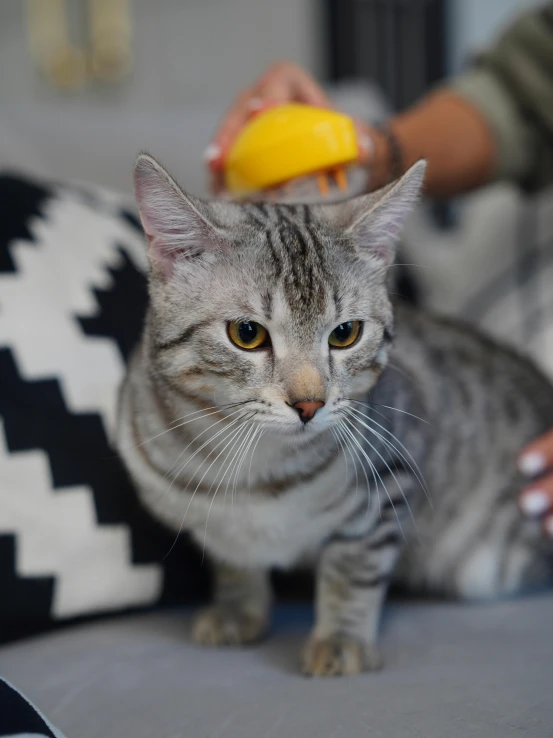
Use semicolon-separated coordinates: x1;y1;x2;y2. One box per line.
325;0;447;111
325;0;453;230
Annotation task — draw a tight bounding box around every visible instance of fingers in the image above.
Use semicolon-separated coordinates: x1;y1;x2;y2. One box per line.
518;428;553;477
205;87;258;173
519;474;553;538
250;61;331;113
518;429;553;538
283;63;331;108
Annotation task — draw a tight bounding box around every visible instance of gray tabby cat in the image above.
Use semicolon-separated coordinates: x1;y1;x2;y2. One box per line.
117;153;553;677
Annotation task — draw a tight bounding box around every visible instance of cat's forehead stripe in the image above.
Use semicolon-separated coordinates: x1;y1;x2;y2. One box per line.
273;212;328;312
260;290;273;321
246;202;271;226
243;202;331;313
264;229;283;274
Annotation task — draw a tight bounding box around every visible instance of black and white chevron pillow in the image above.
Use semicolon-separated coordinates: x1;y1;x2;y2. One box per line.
0;171;207;644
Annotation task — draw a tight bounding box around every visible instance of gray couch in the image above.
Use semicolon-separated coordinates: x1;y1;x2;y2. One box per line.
2;597;552;737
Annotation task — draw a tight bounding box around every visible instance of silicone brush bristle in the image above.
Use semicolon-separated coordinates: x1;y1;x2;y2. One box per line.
334;167;348;192
251;166;363;204
317;173;330;197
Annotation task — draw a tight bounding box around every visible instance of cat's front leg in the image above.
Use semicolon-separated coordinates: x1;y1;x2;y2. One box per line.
192;560;271;647
303;519;402;677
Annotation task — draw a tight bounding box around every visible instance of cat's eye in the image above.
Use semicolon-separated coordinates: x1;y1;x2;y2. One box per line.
328;321;362;349
228;321;270;350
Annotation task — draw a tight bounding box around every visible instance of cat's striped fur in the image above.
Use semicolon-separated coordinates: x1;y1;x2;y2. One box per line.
117;155;553;676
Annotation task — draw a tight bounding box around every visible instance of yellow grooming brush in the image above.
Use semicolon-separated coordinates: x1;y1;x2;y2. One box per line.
224;103;367;202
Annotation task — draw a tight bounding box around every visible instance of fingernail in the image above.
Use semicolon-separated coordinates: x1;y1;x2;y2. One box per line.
518;452;546;478
544;516;553;538
358;133;374;160
203;143;221;163
520;490;550;517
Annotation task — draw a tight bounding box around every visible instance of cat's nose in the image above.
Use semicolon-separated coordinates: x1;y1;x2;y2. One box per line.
293;400;325;423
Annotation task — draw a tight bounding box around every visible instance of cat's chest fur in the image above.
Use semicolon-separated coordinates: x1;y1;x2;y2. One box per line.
190;461;352;568
119;395;354;568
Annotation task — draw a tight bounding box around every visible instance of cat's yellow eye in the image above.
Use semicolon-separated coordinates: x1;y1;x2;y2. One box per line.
328;320;362;349
228;321;269;350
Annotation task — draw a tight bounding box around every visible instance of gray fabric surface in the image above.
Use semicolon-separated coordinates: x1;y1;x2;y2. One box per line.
1;598;552;738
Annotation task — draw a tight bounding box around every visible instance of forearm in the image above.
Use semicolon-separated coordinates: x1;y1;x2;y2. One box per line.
369;2;553;197
368;91;497;198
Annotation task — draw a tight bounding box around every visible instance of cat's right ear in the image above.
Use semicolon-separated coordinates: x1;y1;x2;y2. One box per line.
319;160;426;269
133;153;225;279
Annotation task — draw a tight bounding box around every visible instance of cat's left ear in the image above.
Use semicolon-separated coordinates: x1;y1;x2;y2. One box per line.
321;160;426;267
133;153;239;279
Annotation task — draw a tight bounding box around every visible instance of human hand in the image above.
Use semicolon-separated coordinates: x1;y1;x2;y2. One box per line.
518;429;553;537
204;61;376;193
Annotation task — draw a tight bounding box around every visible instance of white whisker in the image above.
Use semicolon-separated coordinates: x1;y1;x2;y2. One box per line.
334;424;359;501
134;402;248;450
347;405;432;507
331;428;348;480
353;401;432;494
200;418;257;562
350;398;430;425
165;407;246;479
339;420;376;518
385;262;431;270
237;424;261;496
218;422;254;514
230;423;258;517
247;427;265;494
163;411;247;506
341;417;407;537
187;416;257;503
205;421;254;510
161;415;251;561
343;411;417;531
198;422;255;556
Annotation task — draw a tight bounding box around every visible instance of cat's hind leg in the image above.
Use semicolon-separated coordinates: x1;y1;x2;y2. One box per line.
454;511;553;600
418;488;553;601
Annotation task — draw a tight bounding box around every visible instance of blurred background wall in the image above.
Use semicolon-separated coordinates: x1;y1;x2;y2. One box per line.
0;0;323;107
448;0;538;73
0;0;544;195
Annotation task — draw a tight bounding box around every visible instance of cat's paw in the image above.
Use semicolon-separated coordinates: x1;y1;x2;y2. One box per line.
191;606;267;647
301;633;382;677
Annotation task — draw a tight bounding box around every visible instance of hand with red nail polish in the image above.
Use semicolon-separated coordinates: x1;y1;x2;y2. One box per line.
518;428;553;538
203;61;375;194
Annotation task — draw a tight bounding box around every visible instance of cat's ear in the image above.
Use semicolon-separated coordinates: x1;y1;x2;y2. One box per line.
133;153;226;278
321;160;426;267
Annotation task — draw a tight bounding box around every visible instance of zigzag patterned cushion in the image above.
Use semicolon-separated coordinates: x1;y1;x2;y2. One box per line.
0;171;207;643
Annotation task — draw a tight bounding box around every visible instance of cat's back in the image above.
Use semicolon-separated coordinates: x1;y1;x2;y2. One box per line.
386;303;553;523
390;304;553;597
393;301;553;436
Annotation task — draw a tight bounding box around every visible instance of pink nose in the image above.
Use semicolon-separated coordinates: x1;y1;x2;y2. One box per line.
293;400;325;423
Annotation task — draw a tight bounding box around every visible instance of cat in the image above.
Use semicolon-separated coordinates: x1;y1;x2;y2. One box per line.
116;153;553;677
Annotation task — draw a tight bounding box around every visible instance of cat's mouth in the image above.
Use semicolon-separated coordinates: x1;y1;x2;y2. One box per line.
289;412;334;438
254;415;329;439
